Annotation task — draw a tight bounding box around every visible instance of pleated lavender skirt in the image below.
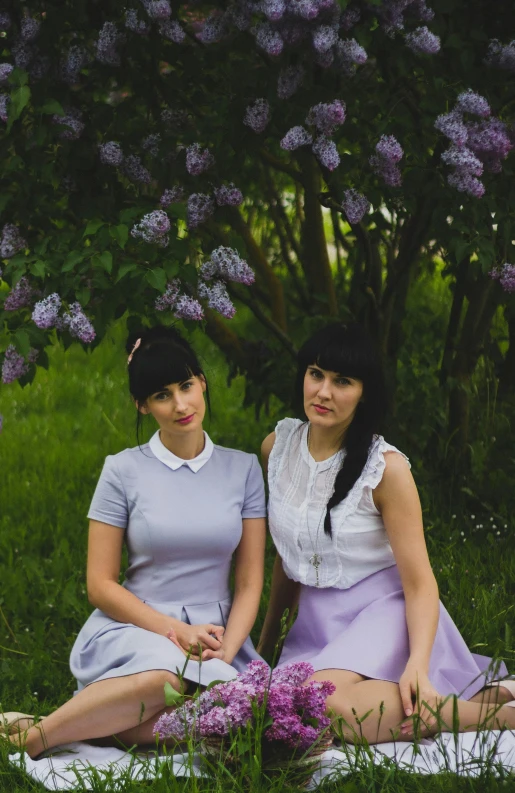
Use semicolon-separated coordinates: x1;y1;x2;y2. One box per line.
278;564;508;700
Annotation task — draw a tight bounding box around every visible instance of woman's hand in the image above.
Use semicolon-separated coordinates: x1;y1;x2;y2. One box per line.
166;623;224;657
399;662;442;737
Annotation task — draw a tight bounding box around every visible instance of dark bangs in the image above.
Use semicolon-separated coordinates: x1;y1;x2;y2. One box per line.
128;338;203;405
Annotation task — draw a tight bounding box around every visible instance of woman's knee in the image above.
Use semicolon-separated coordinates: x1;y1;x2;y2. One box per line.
131;670;183;702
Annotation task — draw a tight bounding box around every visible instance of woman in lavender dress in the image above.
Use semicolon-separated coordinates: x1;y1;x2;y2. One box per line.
258;323;515;744
10;326;266;758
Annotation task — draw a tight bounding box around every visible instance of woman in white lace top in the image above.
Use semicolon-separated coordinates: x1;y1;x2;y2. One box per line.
258;323;515;743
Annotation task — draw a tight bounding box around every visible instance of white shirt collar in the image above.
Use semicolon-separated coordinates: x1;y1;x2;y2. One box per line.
149;430;214;473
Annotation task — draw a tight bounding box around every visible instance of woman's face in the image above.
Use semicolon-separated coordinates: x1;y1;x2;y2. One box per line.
303;363;363;432
139;374;206;435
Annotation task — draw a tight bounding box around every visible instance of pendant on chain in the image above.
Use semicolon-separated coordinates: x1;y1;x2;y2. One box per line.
309;553;322;587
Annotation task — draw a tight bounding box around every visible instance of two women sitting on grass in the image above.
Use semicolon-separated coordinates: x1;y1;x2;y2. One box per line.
2;323;514;757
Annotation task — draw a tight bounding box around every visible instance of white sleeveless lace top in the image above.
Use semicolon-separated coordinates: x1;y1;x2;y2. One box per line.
268;418;410;589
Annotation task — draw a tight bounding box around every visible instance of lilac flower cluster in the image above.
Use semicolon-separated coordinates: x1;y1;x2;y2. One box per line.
0;63;13;84
405;26;440;55
143;0;172;21
187;193;215;228
4;277;33;311
142;133;161;157
99;141;124;167
306;100;345;136
243;99;271;134
312;136;340;170
196;13;228;44
485;40;515;73
0;94;9;123
491;264;515;293
155;279;181;311
154;278;204;320
435;90;513;198
131;210;171;247
60;45;89;84
334;38;368;74
125;10;150;35
199;246;255;286
342;188;370;225
52;109;85;141
198;280;236;318
123;154;152;184
186;143;215;176
32;293;62;329
96;22;125;66
59;302;96;343
280;125;313;151
2;345;30;384
160;186;185;207
214;184;244;206
153;661;334;753
159;20;186;43
370;134;403;187
0;224;26;258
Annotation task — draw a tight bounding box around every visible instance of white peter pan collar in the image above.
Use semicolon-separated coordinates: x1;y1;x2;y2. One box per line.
149;430;214;473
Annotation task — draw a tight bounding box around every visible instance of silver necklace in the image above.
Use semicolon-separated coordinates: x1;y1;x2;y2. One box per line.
306;426;340;587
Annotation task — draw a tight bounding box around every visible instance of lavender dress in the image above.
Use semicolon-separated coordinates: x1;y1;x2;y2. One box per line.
70;434;266;689
270;419;507;699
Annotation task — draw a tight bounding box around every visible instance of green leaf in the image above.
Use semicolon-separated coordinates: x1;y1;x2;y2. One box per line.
62;251;84;273
83;219;105;237
110;224;129;250
146;268;167;292
40;99;64;116
13;328;30;358
75;288;91;306
97;251;113;274
8;68;28;87
453;240;470;263
164;682;183;707
7;85;31;128
115;263;137;283
29;260;46;278
164;260;180;280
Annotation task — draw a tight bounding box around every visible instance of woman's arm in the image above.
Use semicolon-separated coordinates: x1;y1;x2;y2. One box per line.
373;452;440;716
202;516;267;663
87;520;223;649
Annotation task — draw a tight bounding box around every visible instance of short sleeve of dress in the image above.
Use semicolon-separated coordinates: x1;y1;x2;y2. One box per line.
87;455;128;529
241;454;267;519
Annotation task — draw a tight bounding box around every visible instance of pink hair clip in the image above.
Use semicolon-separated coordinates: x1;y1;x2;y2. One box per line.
127;337;142;365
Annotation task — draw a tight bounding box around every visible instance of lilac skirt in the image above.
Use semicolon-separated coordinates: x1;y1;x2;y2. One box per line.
278;565;508;700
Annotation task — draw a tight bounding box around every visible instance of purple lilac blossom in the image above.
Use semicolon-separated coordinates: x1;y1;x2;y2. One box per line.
200;247;255;285
342;189;370;225
485;40;515;73
159;20;186;43
255;23;284;55
262;0;286;21
0;12;11;31
12;41;34;70
131;210;170;246
243;98;271;133
32;293;62;329
160;186;185;206
312;25;338;53
277;64;305;100
96;22;124;66
214;184;243;206
4;277;33;310
142;133;161;157
335;38;368;69
312;136;340;171
238;659;270;687
447;171;485;198
0;224;26;258
144;0;172;21
2;345;29;384
441;146;483;176
409;0;435;22
456;90;491;118
123;155;152;184
271;661;314;685
196;13;228;44
376;134;403;162
187;193;215;228
293;0;320;20
186;143;215;176
155;279;181;311
61;302;96;343
466;118;513;161
280;125;313;150
369;154;402;186
125;10;150;35
499;263;515;293
174;294;204;320
20;17;40;42
198;280;236;318
306;100;346;135
405;26;440;55
53;109;84;140
313;48;334;68
434;110;468;147
60;45;89;83
228;3;253;31
99;141;124;166
0;94;9;123
0;64;13;84
340;6;361;30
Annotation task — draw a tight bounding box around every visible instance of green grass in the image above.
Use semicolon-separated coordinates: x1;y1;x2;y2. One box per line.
0;322;514;791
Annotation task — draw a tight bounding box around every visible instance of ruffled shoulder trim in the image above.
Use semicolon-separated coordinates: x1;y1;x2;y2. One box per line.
335;436;410;523
268;417;303;489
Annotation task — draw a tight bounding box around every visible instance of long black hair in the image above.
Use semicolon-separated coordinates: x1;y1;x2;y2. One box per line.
126;325;210;445
295;323;388;537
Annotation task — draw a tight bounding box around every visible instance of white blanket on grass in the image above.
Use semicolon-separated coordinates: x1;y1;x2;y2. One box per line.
9;731;515;791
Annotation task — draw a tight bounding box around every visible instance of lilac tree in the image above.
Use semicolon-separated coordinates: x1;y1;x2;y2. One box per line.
0;0;514;447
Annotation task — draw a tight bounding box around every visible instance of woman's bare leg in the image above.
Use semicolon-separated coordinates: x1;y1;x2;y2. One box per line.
12;670;183;759
311;670;515;745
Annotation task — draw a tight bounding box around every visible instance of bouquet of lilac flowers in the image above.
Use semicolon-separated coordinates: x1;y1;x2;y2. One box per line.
154;661;335;783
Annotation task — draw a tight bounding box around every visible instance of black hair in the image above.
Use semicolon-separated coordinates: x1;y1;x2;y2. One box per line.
126;325;210;445
295;323;388;537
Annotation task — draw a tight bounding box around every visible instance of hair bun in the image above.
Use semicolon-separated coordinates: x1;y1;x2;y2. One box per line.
125;324;186;355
